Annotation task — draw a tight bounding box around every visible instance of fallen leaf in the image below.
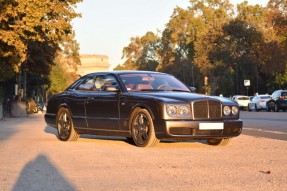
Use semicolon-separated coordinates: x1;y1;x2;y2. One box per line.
260;170;271;174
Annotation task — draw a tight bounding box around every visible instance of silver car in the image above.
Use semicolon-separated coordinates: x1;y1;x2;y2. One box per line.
248;95;271;111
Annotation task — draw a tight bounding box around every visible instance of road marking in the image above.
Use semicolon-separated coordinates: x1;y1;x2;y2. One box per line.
244;127;287;135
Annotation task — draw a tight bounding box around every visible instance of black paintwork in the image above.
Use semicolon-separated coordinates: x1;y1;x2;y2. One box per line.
45;71;242;140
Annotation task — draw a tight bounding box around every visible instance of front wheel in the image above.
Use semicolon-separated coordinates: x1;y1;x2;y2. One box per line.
130;108;159;147
248;104;252;112
207;138;230;146
56;107;79;141
266;103;271;112
274;104;280;112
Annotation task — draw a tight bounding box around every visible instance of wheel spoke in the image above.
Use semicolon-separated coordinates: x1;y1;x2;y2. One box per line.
138;114;144;125
132;112;150;144
141;130;148;140
58;112;71;138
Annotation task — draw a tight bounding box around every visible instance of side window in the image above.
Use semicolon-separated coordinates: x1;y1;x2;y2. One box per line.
76;78;94;91
75;75;118;92
93;75;118;92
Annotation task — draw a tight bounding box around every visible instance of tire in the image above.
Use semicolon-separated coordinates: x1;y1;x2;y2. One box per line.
274;104;280;112
56;107;79;141
130;108;159;147
207;138;230;146
266;103;271;112
255;104;259;112
248;104;252;112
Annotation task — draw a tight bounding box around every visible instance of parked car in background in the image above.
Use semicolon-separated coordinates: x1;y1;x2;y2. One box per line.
45;71;242;147
232;95;250;110
266;90;287;112
248;95;271;111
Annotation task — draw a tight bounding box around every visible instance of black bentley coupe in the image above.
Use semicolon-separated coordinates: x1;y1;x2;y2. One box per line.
45;71;242;147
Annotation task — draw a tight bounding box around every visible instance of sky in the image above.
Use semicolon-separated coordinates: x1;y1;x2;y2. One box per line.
72;0;269;70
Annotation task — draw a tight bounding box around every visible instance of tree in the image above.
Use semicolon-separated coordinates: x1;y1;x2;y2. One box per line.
263;0;287;90
158;0;234;93
47;48;80;95
117;31;160;71
210;19;264;95
0;0;82;98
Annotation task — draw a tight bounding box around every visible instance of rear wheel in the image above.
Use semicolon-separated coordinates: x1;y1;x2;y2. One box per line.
56;107;79;141
255;104;259;112
266;103;271;112
130;108;159;147
248;104;252;112
207;138;230;146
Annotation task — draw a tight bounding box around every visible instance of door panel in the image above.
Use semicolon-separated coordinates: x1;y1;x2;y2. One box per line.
85;92;119;130
84;74;120;130
66;90;88;128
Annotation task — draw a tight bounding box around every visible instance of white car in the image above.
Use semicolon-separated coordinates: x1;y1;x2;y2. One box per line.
232;95;250;110
248;95;271;111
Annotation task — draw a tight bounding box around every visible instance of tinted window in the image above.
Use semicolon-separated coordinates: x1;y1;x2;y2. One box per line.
259;96;270;99
238;97;249;100
94;75;118;92
281;92;287;96
75;75;118;92
76;78;94;91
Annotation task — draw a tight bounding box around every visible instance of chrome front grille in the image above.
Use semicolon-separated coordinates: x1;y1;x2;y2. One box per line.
192;100;222;120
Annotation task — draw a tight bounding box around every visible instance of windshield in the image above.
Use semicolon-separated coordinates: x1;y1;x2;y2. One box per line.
119;73;190;92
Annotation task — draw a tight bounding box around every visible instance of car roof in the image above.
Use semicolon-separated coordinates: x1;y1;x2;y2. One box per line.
83;70;167;77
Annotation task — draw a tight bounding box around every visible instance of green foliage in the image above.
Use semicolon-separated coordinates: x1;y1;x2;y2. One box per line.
0;0;82;99
48;63;69;94
120;31;160;71
119;0;287;95
47;46;80;95
0;0;82;78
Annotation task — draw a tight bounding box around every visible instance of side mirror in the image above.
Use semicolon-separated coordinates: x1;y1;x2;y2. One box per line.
189;86;196;93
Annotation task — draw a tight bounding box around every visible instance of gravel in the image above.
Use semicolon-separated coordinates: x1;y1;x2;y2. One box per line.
0;113;286;191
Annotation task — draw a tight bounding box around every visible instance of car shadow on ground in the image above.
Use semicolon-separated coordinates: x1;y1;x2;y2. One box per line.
44;126;214;147
44;125;134;145
12;154;76;191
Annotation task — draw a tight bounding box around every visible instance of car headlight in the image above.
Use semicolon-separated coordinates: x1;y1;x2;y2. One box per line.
166;105;190;117
167;105;177;116
223;106;231;116
178;106;189;116
232;106;239;115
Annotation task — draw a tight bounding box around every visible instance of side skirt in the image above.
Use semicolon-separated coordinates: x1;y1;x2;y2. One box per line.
74;127;131;137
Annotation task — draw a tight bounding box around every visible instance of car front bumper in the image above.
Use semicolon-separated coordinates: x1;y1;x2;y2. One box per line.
155;119;243;140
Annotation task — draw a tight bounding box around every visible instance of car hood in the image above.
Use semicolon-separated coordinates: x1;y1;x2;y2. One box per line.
129;92;237;105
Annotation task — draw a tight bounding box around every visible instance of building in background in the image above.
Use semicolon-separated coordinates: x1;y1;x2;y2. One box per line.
78;54;110;76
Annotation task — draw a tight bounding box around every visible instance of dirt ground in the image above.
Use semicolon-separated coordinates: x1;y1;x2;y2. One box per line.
0;113;286;191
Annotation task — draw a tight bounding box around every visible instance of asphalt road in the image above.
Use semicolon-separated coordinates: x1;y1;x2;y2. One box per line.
0;112;286;191
241;111;287;141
